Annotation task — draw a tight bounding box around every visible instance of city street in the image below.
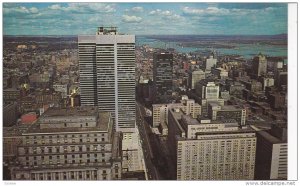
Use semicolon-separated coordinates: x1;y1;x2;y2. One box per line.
136;102;160;180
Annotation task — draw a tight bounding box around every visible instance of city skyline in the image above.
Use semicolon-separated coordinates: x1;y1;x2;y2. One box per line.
3;3;287;35
2;2;297;183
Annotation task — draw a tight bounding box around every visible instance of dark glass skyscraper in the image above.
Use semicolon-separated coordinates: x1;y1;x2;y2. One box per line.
153;52;173;103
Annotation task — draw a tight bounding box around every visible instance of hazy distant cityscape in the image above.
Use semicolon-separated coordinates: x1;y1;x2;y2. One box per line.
2;2;291;182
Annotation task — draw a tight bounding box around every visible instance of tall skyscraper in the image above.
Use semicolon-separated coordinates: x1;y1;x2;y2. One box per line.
252;53;267;77
78;27;136;132
153;52;173;103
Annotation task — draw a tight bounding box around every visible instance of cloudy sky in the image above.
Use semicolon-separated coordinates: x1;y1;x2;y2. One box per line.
3;3;287;35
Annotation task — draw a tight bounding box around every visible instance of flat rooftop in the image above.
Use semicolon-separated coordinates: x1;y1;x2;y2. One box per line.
40;106;98;118
257;130;283;144
26;111;111;134
172;109;239;126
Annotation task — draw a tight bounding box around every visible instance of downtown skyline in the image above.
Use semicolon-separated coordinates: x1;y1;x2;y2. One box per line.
3;2;287;35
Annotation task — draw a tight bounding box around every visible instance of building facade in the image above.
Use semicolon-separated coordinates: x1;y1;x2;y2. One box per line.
252;54;267;77
204;56;217;70
9;106;122;180
78;27;136;132
167;108;257;180
153;52;173;103
152;98;201;128
208;103;247;126
255;125;287;180
189;70;205;89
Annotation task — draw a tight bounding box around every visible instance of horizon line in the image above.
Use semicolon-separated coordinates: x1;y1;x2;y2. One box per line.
3;33;288;37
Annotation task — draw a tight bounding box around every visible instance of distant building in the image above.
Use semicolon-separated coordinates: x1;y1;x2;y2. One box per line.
208;103;247;126
188;70;205;89
152;98;201;128
220;91;230;101
227;81;245;97
53;84;69;99
9;106;122;180
268;93;286;110
262;77;275;91
29;73;50;88
153;52;173;103
211;67;228;79
204;55;217;70
3;88;20;104
195;80;225;116
252;54;267;77
240;80;262;92
275;70;287;89
3;102;18;127
167;108;256;180
255;124;287;180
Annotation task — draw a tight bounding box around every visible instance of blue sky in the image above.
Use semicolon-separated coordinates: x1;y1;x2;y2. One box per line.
3;3;287;35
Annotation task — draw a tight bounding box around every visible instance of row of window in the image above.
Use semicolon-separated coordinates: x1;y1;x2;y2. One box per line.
28;170;108;180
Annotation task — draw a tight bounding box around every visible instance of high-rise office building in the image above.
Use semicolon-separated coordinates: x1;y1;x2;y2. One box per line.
188;70;205;89
9;106;122;180
252;53;267;77
167;108;256;180
153;52;173;103
78;27;135;132
204;55;217;71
